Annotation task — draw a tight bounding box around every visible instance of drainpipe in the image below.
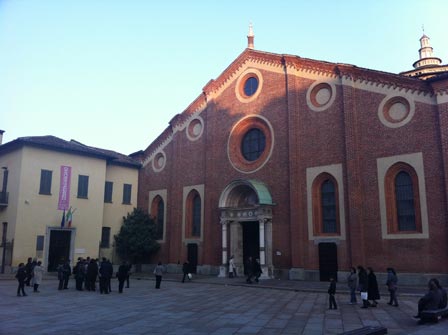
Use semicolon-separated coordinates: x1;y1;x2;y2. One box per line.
1;222;7;273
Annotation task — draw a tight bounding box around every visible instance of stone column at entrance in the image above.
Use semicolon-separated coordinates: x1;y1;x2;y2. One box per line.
258;218;271;279
218;219;228;278
258;218;266;265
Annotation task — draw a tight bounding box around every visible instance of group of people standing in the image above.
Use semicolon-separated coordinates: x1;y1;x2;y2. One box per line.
15;257;44;296
345;266;397;309
15;256;133;297
71;257;132;294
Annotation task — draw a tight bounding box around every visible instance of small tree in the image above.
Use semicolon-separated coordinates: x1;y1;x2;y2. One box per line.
114;208;160;268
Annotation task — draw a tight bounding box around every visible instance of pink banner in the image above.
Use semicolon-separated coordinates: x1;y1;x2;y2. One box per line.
58;166;71;210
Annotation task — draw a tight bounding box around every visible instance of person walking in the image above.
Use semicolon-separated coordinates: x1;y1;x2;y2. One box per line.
32;261;43;293
24;257;33;287
367;267;380;307
15;263;27;296
182;261;191;283
245;256;254;284
125;262;132;288
228;255;236;278
154;262;164;289
386;267;398;307
254;259;262;283
357;265;369;308
117;261;129;293
328;277;338;309
347;267;358;304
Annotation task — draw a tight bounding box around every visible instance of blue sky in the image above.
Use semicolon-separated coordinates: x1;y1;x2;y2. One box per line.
1;0;447;155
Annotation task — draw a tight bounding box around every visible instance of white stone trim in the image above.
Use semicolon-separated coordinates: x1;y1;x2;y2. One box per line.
148;189;167;243
377;152;429;239
227;114;275;174
234;68;264;103
306;80;337;112
378;94;415;128
186;115;205;142
306;164;346;241
151;150;166;173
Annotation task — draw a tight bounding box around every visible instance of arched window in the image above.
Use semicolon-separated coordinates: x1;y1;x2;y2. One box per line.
186;190;201;238
321;179;337;233
385;163;421;233
395;171;416;231
192;194;201;237
150;196;164;240
312;173;340;236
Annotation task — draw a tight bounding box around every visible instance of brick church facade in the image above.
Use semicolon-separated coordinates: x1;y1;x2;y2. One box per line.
136;29;448;283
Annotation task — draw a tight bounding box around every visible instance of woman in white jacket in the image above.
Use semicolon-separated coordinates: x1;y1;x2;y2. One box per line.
32;261;44;293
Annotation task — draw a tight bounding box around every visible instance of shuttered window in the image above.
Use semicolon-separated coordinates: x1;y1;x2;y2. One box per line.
77;175;89;198
39;169;52;195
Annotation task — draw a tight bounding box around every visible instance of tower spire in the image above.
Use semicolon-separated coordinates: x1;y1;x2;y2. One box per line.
413;33;441;69
247;23;254;49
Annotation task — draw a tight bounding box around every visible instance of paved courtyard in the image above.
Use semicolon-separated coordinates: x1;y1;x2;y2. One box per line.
0;276;447;335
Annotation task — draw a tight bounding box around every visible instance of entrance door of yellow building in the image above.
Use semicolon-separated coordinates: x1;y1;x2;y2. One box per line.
48;230;71;272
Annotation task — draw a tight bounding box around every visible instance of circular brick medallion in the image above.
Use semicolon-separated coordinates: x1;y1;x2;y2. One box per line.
152;151;166;172
378;95;415;128
186;116;204;141
227;115;274;174
306;81;336;112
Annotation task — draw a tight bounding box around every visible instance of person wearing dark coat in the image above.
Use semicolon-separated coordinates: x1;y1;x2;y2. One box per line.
414;279;443;320
57;261;65;290
386;267;399;307
99;258;113;294
62;260;71;289
367;267;380;307
357;265;369;308
87;258;98;291
245;256;254;284
24;257;33;286
73;258;86;291
254;259;262;283
182;261;191;283
117;261;129;293
431;278;447;309
125;262;132;288
328;277;337;309
15;263;27;296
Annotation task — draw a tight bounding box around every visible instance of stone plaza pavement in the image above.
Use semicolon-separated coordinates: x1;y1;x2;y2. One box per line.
0;274;447;335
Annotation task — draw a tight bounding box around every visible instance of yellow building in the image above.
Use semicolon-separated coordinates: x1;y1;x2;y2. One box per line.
0;133;140;272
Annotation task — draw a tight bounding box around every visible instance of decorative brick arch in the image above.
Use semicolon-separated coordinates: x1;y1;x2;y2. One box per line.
311;173;341;236
384;162;422;234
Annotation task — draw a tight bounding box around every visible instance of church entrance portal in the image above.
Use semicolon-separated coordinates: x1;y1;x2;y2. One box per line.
47;230;72;272
242;221;259;274
218;179;274;278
